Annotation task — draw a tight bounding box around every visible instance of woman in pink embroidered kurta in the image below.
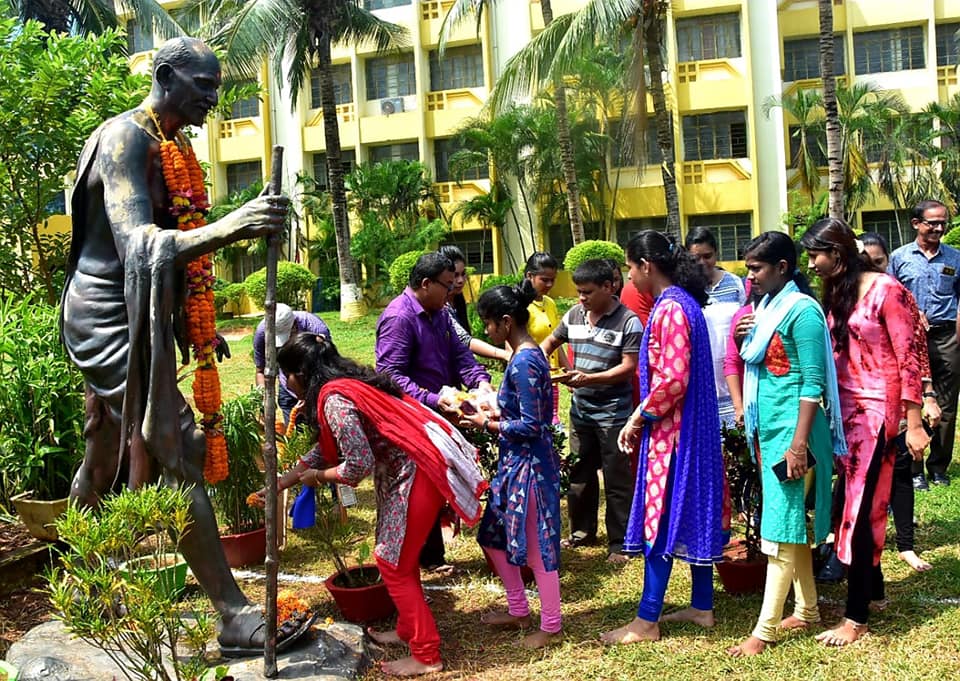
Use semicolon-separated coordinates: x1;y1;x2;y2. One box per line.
802;219;929;647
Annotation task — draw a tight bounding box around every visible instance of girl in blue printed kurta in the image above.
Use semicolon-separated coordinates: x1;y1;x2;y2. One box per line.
460;281;562;650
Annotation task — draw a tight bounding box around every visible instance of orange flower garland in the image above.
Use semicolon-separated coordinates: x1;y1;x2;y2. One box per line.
148;107;228;484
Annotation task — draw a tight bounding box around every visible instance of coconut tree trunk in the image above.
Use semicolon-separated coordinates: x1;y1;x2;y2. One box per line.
643;6;681;236
819;0;843;220
318;34;366;321
539;0;585;244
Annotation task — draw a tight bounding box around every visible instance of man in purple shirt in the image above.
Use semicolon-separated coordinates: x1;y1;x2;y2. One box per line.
376;252;492;570
254;303;331;423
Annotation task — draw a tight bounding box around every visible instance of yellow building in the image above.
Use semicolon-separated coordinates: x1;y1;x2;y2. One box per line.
115;0;960;287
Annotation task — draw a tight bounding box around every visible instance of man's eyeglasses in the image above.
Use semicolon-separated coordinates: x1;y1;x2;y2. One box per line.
922;219;948;228
431;278;455;292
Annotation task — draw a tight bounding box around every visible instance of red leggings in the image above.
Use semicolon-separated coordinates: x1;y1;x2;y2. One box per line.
376;471;445;665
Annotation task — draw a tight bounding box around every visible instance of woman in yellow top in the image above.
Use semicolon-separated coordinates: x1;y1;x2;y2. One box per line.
523;252;568;423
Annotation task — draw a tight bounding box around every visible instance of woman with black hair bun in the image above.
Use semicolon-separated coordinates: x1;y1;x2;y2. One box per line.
801;218;930;647
727;231;846;656
459;279;563;649
601;231;728;645
259;335;488;676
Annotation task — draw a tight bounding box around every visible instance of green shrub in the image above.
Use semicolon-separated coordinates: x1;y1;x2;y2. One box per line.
0;294;84;506
389;250;428;293
563;240;625;272
208;390;265;534
243;261;317;309
478;272;522;294
943;222;960;247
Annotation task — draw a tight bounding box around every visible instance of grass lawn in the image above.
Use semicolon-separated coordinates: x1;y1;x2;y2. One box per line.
217;310;960;680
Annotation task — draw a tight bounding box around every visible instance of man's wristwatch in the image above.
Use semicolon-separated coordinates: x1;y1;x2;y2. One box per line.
923;391;938;399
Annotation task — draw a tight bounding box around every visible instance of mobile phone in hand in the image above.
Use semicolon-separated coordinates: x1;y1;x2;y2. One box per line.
772;449;817;482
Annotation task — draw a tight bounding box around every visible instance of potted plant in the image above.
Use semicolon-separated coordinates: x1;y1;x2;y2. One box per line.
0;295;84;540
301;490;395;623
207;390;267;568
715;423;767;595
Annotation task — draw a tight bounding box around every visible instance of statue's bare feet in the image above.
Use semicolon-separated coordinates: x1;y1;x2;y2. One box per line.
380;656;443;676
899;550;932;571
521;629;562;649
600;617;660;644
815;619;867;647
367;627;403;645
480;611;532;629
780;615;814;630
660;607;715;628
727;636;770;657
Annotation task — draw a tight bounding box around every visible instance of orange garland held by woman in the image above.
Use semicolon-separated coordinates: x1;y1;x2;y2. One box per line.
147;106;229;484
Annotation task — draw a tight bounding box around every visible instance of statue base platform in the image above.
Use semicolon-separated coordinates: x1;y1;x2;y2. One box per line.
7;619;378;680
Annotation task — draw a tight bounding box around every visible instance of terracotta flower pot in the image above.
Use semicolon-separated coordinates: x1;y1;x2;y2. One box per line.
220;526;266;568
715;540;767;595
120;553;188;599
324;565;396;623
12;492;68;542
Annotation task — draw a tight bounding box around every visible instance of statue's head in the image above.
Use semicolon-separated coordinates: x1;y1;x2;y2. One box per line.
153;37;221;127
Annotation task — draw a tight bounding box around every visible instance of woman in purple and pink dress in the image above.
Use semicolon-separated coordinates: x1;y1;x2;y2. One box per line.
802;218;930;646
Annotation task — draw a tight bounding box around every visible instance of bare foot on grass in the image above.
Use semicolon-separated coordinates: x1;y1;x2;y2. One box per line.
660;607;715;628
727;636;770;657
898;550;932;571
606;552;630;565
522;629;562;649
367;628;403;645
600;617;660;644
780;615;815;630
815;619;867;647
380;656;443;676
480;611;532;629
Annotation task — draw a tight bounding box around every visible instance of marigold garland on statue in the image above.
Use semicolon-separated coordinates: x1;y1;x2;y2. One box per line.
147;106;228;484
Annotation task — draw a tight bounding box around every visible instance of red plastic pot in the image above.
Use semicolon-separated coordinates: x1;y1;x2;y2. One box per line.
715;540;768;595
220;526;266;568
324;565;396;623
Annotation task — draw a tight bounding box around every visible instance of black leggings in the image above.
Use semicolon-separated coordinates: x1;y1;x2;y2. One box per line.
838;432;887;624
889;448;916;553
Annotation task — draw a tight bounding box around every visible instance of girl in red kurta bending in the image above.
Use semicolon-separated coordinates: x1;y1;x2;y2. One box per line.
801;218;930;646
264;334;488;676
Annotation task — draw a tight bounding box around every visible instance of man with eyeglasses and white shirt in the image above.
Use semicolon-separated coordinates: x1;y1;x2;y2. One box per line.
889;199;960;488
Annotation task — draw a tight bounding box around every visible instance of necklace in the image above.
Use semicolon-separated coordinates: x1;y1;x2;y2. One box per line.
146;106;228;484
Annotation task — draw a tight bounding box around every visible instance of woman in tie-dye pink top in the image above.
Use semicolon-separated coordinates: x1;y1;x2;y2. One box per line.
802;218;929;648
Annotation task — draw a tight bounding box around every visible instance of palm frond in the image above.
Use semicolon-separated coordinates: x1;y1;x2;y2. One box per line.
438;0;486;55
116;0;186;42
337;2;409;52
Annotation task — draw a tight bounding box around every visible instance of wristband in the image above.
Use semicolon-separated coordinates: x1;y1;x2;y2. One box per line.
923;391;937;399
482;417;491;433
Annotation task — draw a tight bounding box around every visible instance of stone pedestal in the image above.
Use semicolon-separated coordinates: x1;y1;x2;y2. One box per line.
7;620;377;680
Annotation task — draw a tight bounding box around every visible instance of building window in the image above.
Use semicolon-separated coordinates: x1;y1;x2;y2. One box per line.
226;81;260;120
443;230;494;274
616;217;669;247
429;45;484;91
226;161;263;195
682;111;747;161
366;0;410;9
312;150;357;190
310;64;352;109
369;142;419;164
787;124;827;167
861;210;910;251
548;223;602;262
689;213;752;261
936;23;960;67
854;27;925;74
610;118;664;167
782;36;846;81
434;138;488;182
675;13;741;63
126;20;153;53
365;54;416;100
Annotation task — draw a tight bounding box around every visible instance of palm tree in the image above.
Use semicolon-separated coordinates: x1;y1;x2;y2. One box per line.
7;0;183;39
818;0;843;219
453;180;515;275
922;93;960;209
211;0;406;321
764;88;825;205
440;0;586;244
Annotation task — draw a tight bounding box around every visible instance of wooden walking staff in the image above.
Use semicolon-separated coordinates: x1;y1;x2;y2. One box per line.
262;145;284;677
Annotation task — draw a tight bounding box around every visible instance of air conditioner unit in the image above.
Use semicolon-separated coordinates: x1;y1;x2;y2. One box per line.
380;97;404;115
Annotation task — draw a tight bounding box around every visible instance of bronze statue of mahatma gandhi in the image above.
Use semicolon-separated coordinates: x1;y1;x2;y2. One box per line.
60;37;306;655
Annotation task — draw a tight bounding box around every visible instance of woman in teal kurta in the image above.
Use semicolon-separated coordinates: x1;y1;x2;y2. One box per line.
728;232;846;657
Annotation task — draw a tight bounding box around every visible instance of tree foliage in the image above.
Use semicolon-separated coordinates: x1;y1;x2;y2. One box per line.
0;19;149;303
